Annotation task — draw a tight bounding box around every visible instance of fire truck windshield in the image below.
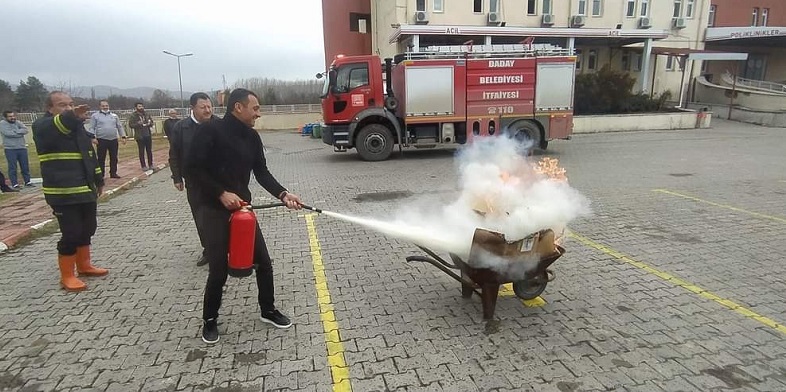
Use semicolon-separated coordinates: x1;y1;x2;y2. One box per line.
333;63;369;94
320;70;332;98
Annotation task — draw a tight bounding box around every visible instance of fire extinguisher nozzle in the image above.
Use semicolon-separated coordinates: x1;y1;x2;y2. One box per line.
301;205;322;213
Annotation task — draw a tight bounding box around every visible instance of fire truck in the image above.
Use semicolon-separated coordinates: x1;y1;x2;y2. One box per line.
318;43;576;161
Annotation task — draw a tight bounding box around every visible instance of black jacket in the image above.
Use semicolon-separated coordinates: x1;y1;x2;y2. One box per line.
186;113;286;209
163;117;179;138
32;112;104;206
168;116;213;185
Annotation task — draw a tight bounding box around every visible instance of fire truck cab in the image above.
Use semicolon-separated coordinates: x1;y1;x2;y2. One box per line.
319;44;576;161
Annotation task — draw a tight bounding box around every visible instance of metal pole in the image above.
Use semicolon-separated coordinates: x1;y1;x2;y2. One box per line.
728;61;737;120
677;57;687;108
163;51;192;109
177;56;184;109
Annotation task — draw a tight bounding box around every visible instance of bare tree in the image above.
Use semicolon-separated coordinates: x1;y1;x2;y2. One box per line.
232;78;322;105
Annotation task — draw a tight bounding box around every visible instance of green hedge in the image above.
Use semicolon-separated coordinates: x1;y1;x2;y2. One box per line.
575;65;672;115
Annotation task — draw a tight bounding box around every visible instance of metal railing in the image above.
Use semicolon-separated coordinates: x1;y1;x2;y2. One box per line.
724;71;786;95
14;103;322;124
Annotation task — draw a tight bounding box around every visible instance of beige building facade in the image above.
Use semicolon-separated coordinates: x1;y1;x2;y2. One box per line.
369;0;712;97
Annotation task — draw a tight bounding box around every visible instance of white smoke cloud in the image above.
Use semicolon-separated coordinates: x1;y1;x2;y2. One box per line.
392;136;591;263
326;135;590;279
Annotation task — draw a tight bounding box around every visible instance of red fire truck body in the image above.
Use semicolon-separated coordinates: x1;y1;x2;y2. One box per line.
320;44;576;161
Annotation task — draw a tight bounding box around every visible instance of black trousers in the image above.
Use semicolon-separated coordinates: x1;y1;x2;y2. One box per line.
197;205;275;320
51;202;97;256
186;186;207;254
96;138;119;177
136;136;153;168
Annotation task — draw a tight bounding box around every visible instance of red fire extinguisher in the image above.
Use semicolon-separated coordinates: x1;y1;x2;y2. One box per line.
228;205;256;278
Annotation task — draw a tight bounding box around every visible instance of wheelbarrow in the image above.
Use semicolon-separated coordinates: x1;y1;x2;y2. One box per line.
406;228;565;320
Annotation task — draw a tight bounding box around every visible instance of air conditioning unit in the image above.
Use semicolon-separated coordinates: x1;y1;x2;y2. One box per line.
638;17;652;29
571;15;586;27
672;17;687;29
487;12;502;25
542;14;555;26
414;10;429;24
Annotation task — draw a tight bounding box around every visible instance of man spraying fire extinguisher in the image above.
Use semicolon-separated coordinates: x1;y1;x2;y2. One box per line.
186;88;303;344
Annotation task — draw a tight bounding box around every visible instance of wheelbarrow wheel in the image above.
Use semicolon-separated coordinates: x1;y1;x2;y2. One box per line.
513;271;548;300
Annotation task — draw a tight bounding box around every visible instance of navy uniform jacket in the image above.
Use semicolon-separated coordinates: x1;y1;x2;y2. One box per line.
32;111;104;206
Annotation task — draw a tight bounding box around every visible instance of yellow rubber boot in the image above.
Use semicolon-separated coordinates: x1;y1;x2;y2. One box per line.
58;254;87;292
75;246;109;276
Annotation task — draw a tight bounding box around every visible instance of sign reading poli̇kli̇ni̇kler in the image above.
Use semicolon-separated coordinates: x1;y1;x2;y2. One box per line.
705;27;785;41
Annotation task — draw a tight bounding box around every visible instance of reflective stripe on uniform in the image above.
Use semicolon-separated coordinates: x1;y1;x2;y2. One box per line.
53;115;70;135
94;167;102;174
42;186;93;195
38;152;82;162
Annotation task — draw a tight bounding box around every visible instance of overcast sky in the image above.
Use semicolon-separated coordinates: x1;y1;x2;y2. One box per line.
2;0;324;92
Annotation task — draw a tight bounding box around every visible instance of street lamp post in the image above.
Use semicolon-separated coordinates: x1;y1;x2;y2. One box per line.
162;50;193;108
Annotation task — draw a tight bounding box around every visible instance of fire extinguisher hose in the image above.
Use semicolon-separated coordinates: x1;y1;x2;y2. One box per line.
249;202;323;214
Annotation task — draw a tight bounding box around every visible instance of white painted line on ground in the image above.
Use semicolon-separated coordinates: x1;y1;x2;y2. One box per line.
31;219;53;230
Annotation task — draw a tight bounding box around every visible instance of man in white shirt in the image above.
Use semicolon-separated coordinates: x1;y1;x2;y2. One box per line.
88;100;126;178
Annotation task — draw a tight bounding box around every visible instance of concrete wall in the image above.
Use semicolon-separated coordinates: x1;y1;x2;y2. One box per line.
246;110;710;133
710;0;786;27
322;0;373;68
573;110;711;133
687;102;786;127
254;113;323;131
694;75;786;111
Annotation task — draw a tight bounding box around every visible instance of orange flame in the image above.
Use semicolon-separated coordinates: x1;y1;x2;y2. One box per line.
534;157;567;181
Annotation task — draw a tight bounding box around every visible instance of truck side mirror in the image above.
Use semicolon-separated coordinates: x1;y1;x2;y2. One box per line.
316;72;324;79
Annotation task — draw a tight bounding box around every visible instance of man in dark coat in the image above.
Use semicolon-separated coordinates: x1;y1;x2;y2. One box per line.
186;88;303;344
168;92;215;266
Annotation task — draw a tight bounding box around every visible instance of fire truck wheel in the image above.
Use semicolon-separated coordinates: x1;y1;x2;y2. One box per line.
509;121;542;151
356;124;394;161
512;271;548;300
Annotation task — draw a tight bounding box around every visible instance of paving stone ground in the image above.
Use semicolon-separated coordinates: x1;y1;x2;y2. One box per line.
0;120;785;391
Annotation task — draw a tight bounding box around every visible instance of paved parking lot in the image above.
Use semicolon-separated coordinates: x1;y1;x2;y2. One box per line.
1;119;785;391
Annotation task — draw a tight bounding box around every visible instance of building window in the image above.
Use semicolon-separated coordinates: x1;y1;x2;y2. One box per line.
751;8;759;26
490;0;500;13
527;0;537;15
625;0;635;17
543;0;552;15
575;49;583;71
673;0;682;18
577;0;587;15
592;0;602;16
640;0;649;16
666;56;675;71
686;0;695;18
588;49;598;70
762;8;769;26
416;0;426;12
473;0;483;13
349;13;371;33
708;5;716;26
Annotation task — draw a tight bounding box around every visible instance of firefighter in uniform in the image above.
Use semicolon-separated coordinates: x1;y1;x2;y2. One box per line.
33;91;108;292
